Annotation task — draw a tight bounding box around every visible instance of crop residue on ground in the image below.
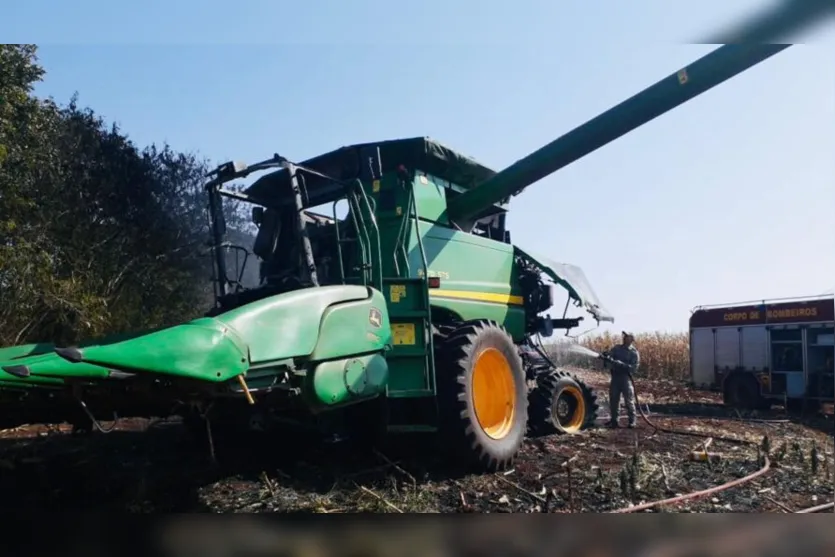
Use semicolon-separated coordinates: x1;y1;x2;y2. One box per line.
0;368;832;513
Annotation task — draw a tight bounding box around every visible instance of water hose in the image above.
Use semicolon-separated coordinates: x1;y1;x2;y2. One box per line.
594;353;774;513
540;345;817;513
608;373;772;513
626;373;779;445
794;501;834;513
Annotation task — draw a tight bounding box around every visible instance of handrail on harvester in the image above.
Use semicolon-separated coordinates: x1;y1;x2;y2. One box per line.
446;44;791;224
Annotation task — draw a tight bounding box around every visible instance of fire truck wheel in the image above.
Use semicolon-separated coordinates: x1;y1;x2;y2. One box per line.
723;374;768;411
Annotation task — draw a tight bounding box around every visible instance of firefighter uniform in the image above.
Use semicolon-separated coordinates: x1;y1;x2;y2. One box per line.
606;331;640;428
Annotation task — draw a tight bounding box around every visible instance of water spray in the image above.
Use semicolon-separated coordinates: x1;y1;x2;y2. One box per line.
559;343;630;370
562;344;602;360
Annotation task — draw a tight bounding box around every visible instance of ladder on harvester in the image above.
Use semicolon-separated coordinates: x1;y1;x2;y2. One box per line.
331;174;438;431
383;276;437;432
379;174;438;433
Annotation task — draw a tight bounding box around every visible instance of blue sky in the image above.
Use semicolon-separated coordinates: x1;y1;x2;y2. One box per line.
8;0;835;334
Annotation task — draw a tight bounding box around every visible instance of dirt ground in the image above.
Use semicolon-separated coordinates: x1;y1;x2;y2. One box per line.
0;368;832;513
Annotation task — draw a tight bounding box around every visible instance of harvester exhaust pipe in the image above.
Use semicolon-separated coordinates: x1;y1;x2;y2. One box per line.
447;43;790;225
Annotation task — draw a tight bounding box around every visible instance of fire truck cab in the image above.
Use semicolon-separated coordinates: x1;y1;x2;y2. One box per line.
689;295;834;414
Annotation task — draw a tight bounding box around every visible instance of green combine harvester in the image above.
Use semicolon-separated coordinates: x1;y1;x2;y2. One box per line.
0;44;791;472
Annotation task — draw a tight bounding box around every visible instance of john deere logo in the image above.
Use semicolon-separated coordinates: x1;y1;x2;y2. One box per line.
369;308;382;328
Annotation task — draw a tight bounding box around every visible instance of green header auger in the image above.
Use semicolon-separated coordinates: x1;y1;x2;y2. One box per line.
0;44;790;471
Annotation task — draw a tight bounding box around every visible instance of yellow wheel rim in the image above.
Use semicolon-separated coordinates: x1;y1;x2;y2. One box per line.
472;347;516;440
554;385;586;433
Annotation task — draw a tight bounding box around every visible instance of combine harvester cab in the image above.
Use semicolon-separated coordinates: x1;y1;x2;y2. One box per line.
0;43;796;472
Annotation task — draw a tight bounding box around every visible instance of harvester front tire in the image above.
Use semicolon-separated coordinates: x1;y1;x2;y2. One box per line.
437;320;528;472
527;370;599;436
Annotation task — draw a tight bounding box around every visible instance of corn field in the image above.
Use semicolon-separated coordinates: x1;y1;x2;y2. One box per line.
544;331;690;380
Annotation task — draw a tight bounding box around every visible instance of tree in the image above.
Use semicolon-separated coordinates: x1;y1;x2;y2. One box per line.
0;45;241;346
0;44;65;344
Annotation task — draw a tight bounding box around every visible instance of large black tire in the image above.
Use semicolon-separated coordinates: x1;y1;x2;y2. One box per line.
527;370;599;436
436;320;528;472
722;373;770;411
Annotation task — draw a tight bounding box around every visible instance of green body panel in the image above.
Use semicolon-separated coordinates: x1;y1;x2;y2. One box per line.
0;343;56;362
0;327;170;385
294;286;393;416
305;352;389;410
309;287;391;361
71;318;250;382
415;220;526;339
217;284;372;364
1;352;109;383
41;285;385;386
412;172;449;224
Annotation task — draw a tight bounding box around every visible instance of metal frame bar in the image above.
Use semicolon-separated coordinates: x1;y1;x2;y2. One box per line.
691;293;833;313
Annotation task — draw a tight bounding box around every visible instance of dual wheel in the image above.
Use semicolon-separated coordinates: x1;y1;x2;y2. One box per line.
436;320;598;472
527;369;600;437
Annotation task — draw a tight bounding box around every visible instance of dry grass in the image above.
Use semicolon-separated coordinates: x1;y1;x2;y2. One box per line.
545;331;690;381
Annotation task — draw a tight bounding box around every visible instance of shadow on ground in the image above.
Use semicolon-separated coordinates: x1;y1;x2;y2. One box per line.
1;399;831;513
0;421;471;512
647;401;835;436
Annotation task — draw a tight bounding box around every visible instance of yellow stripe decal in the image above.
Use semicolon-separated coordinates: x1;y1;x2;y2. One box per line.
430;289;525;306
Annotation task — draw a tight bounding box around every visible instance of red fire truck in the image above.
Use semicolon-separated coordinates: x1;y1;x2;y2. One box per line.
689;295;834;414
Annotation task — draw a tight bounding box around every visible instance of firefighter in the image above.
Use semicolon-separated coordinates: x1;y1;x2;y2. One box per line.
605;331;641;428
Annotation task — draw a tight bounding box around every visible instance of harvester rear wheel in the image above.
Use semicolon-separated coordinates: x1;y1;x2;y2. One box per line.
436;320;528;472
527;370;599;436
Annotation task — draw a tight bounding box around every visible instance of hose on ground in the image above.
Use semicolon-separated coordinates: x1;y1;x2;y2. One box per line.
794;501;834;513
533;344;808;513
609;374;772;513
614;410;789;425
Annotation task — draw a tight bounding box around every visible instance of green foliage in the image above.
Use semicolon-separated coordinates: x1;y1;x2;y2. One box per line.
0;44;242;346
